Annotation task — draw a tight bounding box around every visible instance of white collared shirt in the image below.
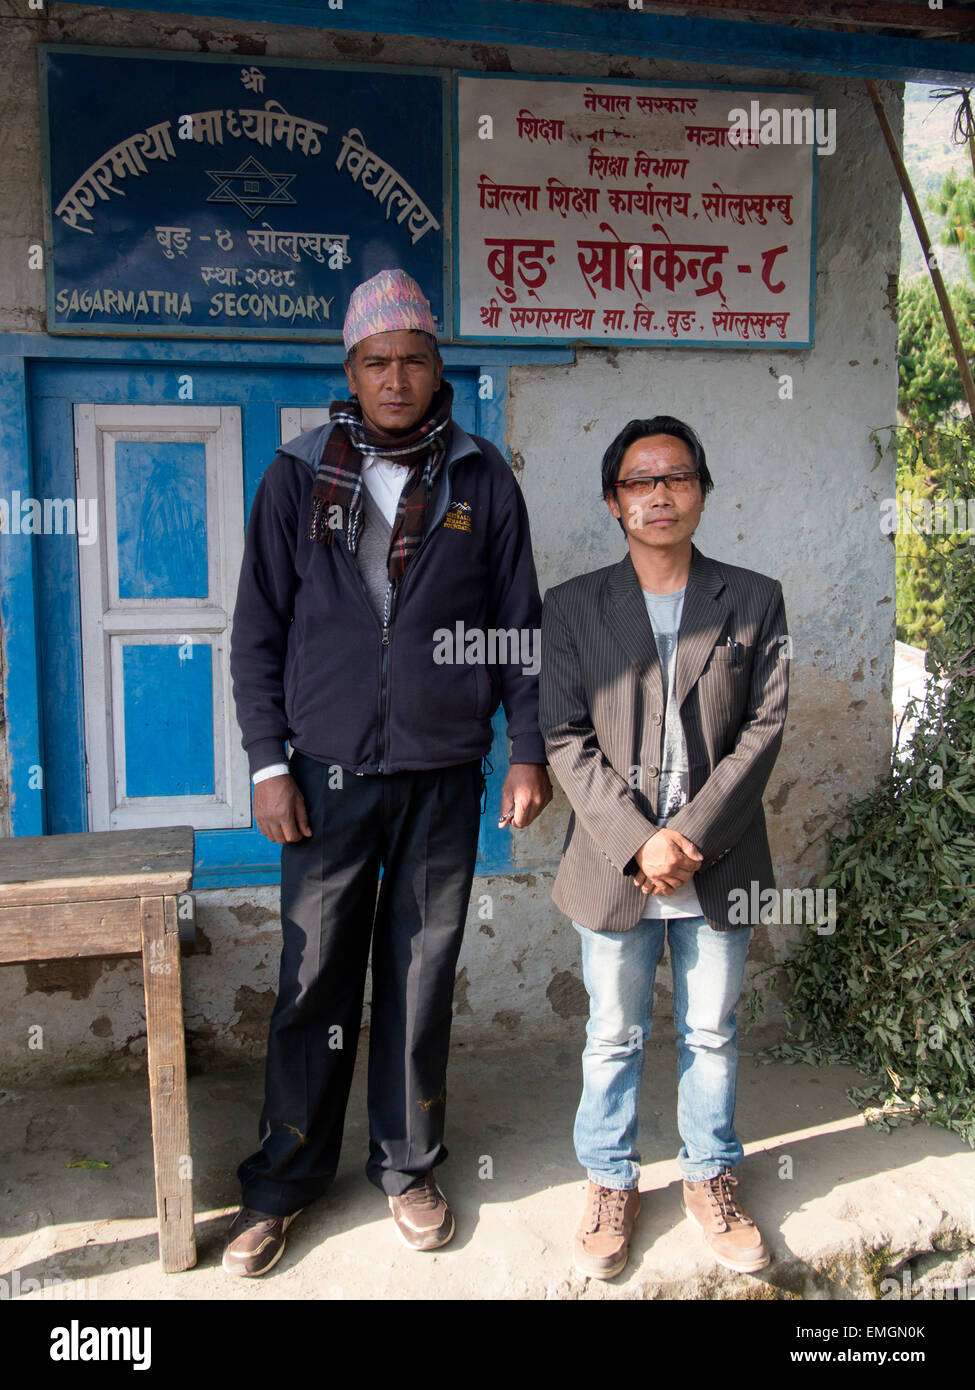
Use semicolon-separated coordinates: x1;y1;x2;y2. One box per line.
360;453;410;527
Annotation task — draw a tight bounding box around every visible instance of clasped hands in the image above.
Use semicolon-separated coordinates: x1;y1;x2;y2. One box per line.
633;827;703;896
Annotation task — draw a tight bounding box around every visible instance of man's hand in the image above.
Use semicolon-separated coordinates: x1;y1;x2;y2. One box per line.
633;828;702;896
499;763;553;829
253;774;313;844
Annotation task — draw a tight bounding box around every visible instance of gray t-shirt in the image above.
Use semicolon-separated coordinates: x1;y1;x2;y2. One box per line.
640;586;705;920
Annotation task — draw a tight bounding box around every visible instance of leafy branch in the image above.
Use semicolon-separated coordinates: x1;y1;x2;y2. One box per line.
750;420;975;1146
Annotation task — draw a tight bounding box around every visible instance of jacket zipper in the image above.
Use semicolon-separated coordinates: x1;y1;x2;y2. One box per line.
377;582;392;774
342;450;465;773
340;545;386;772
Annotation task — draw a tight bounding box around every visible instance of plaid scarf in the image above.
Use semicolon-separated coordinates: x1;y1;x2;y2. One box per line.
307;380;454;585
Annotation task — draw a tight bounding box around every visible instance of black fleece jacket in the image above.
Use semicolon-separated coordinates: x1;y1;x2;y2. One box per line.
230;420;547;776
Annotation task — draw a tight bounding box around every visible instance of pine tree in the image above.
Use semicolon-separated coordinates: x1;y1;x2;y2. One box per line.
897;276;975;424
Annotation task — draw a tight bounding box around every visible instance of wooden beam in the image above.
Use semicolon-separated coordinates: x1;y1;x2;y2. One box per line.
50;0;975;85
639;0;975;39
0;898;142;963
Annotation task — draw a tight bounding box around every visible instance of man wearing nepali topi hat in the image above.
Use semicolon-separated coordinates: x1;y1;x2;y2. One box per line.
226;268;552;1274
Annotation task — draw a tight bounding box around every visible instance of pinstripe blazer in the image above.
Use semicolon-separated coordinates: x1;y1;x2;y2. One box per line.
539;544;789;932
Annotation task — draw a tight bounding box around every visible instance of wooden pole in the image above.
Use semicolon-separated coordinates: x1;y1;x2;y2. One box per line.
866;79;975;420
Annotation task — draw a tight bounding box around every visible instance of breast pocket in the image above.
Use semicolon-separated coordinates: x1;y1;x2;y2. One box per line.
708;641;753;673
701;645;748;726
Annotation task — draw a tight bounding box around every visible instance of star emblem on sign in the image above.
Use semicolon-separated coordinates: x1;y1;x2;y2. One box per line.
205;155;296;219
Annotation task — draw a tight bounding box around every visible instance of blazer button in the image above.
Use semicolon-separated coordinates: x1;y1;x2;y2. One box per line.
648;766;659;777
652;713;662;725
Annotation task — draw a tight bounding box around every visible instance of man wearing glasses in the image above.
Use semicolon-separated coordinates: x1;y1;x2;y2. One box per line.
539;415;789;1281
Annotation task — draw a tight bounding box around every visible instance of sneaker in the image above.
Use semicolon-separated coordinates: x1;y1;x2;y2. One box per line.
388;1172;455;1251
682;1168;770;1273
573;1181;641;1280
221;1206;302;1277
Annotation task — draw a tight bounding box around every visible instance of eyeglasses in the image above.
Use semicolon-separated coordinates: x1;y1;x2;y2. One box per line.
611;471;700;496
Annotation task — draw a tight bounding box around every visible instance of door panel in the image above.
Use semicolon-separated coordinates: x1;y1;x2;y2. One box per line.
114;440;209;599
74;403;247;831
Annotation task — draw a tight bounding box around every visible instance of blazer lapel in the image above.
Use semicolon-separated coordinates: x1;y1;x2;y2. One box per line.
606;554;662;701
675;545;732;712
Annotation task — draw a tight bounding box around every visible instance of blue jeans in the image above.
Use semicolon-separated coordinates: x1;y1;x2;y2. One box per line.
573;916;751;1189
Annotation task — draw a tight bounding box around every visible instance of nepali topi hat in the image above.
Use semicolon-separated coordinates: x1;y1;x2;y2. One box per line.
343;268;437;352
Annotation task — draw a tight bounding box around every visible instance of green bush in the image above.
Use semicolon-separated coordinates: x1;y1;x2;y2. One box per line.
751;420;975;1147
929;171;975;284
897;276;975;424
893;424;973;647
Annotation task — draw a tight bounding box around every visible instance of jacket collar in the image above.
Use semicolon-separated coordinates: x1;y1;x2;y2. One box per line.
605;544;731;709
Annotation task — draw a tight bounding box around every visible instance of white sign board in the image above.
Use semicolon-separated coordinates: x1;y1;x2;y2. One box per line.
456;75;817;346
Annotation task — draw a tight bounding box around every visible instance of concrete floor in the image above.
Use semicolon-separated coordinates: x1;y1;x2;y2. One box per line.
2;1041;974;1302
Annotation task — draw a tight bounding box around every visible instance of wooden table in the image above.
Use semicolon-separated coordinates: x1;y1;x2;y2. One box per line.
0;825;197;1272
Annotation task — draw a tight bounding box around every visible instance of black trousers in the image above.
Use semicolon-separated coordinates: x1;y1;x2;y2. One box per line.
238;752;483;1215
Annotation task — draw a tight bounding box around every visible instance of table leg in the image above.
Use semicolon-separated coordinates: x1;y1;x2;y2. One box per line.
140;895;197;1272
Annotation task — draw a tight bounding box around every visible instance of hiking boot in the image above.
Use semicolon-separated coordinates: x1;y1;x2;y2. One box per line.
573;1181;641;1280
682;1167;770;1273
221;1206;302;1277
388;1172;455;1251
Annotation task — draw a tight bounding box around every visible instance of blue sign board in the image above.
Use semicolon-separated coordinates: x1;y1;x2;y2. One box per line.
40;47;448;339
